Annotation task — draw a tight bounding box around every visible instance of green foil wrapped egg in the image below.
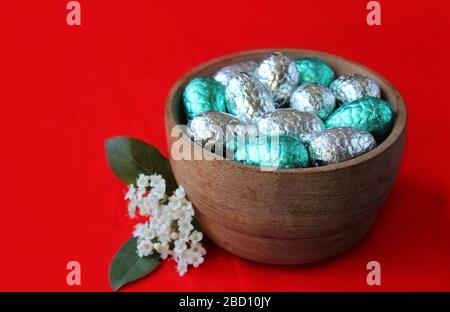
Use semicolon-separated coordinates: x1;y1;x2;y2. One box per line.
182;77;227;120
294;58;335;86
233;135;309;169
325;96;394;140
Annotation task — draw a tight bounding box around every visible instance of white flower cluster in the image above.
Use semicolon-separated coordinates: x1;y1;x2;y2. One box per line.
124;174;206;276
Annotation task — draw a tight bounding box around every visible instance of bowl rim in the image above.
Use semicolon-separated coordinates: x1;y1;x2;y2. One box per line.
165;48;407;175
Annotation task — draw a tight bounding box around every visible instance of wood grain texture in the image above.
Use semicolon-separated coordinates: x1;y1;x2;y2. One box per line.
165;49;407;264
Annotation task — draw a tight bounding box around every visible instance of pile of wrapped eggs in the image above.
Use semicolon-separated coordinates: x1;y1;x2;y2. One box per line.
182;52;394;168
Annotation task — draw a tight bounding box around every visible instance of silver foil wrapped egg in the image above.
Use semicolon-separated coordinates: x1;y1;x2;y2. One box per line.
225;72;276;122
213;61;259;87
330;73;381;103
256;108;325;144
290;83;336;120
187;111;247;151
308;127;376;166
255;52;299;107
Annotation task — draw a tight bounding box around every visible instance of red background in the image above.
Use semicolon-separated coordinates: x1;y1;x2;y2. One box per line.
0;0;449;291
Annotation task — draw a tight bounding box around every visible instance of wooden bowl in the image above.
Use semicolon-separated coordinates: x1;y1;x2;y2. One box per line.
165;49;406;264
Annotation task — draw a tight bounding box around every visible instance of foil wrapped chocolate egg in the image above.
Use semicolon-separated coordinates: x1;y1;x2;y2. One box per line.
330;73;381;103
290;83;336;120
294;58;335;86
308;127;376;166
213;61;259;87
183;77;227;120
233;135;309;169
256;109;325;144
325;96;394;140
255;52;299;107
187;111;247;150
225;72;275;122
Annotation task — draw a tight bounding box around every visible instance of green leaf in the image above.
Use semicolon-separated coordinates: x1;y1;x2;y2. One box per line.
105;136;178;194
109;237;160;291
